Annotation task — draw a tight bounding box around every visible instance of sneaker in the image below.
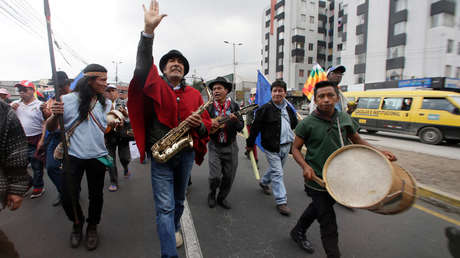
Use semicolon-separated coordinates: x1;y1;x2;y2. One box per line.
259;182;271;195
70;222;84;248
108;184;118;192
276;204;291;216
217;198;231;209
52;196;61;207
124;171;132;179
175;231;183;248
30;187;45;199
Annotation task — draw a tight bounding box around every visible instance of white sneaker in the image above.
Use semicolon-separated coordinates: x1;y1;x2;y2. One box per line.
175;231;183;248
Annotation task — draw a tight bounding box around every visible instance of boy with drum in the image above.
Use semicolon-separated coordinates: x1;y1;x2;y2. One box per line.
290;81;396;257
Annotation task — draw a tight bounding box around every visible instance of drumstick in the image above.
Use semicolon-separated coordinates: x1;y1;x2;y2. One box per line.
242;125;260;180
310;174;325;188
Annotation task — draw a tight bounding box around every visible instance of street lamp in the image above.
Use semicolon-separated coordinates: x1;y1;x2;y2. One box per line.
112;60;123;87
224;41;243;99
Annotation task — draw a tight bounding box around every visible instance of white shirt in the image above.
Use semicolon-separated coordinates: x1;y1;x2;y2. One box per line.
12;99;44;137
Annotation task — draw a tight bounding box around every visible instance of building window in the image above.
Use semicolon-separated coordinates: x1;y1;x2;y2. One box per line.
394;22;406;35
395;0;407;12
386;68;404;81
387;45;405;59
337;44;343;51
307;70;311;76
299;69;305;77
447;39;454;53
356;34;365;45
279;32;284;40
310;16;315;24
445;65;452;77
294;42;304;49
431;14;441;28
308;43;314;51
301;14;307;23
278;19;284;26
357;14;365;25
276;71;283;79
278;45;284;52
336;57;341;65
356;53;366;64
308;57;313;64
278;58;283;66
355;73;365;84
295;56;304;63
456;67;460;78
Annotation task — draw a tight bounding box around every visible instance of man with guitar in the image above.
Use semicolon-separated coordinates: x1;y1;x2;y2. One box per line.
206;77;244;209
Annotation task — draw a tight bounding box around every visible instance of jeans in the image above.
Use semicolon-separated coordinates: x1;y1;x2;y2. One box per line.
150;149;195;258
294;188;340;258
61;155;106;225
261;143;291;205
27;142;44;189
46;132;63;195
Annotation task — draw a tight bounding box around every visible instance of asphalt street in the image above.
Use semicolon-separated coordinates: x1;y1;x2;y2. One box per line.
0;136;458;258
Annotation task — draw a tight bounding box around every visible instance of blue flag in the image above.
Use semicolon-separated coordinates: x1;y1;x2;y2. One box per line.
254;71;272;152
70;70;84;91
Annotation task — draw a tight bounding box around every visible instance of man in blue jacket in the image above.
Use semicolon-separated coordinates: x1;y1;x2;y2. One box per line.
246;80;298;216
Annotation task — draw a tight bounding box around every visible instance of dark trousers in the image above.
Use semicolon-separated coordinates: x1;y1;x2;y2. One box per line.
26;135;44;188
106;137;131;185
294;188;340;258
46;132;63;195
208;140;238;201
0;229;19;258
61;155;106;225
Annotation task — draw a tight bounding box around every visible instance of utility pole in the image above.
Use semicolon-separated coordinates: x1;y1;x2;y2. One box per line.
224;41;243;100
112;60;123;86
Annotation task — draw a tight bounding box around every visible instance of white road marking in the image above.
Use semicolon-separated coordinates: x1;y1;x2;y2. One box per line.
181;199;203;258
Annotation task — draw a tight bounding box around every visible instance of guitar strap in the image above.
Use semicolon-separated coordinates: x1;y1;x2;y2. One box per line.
213;98;231;143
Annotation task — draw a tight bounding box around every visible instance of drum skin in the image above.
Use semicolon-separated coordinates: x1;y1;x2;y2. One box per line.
323;144;416;215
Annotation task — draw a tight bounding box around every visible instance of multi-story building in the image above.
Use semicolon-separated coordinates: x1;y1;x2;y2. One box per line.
261;0;460;90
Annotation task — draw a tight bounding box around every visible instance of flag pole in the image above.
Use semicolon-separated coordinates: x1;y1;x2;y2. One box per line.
44;0;79;225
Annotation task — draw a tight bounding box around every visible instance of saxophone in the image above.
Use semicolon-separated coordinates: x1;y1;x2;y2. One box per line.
151;86;213;163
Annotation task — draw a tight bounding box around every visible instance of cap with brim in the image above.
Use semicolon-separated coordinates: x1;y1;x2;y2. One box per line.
106;84;118;91
15;80;35;90
48;71;71;87
0;88;10;98
327;65;346;75
159;50;190;76
207;76;233;93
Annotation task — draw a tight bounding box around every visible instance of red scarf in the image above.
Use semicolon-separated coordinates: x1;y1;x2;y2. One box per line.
212;99;231;143
127;63;211;164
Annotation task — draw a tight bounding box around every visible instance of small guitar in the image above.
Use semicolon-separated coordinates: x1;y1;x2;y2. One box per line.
210;104;258;134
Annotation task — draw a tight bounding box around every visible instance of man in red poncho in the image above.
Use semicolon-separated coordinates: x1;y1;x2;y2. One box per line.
127;1;211;257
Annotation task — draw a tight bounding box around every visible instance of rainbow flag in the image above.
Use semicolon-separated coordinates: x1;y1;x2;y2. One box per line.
302;64;327;101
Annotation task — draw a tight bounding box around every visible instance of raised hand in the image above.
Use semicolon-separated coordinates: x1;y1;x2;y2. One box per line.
143;0;167;34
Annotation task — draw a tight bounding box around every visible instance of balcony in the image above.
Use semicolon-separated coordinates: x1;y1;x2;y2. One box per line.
265;45;269;51
327;55;333;62
264;69;269;75
265;33;269;39
329;2;335;10
276;65;283;72
265;20;270;28
386;57;405;70
328;42;333;49
264;57;269;63
318;27;326;34
357;2;368;15
276;12;285;20
387;33;406;47
291;48;305;57
356;24;365;35
328;29;334;37
354;63;366;74
319;1;326;8
318;14;327;23
391;9;408;23
355;44;367;55
317;53;326;60
317;40;326;48
292;35;305;43
431;0;456;16
329;16;334;24
275;0;285;9
338;9;344;17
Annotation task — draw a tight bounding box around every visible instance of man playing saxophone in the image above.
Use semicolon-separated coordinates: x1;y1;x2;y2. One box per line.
127;1;211;257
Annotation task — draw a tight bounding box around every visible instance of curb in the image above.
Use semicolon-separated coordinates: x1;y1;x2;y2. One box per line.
417;184;460;208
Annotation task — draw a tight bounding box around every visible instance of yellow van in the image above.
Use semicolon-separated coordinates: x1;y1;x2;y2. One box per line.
343;90;460;144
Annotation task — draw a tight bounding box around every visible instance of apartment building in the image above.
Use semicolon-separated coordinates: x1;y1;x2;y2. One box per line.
261;0;460;90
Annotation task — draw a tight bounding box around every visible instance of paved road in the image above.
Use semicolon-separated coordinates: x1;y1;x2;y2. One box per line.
359;131;460;160
1;136;458;257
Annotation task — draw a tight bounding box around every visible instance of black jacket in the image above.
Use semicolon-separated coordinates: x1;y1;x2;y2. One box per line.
246;100;298;153
207;100;244;146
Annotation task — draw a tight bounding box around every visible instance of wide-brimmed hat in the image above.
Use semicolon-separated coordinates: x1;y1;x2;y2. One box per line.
48;71;72;87
0;88;10;98
159;49;190;76
207;76;233;93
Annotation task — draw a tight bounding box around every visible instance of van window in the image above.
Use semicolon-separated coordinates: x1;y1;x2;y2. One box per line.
382;97;412;111
357;97;380;109
422;98;455;113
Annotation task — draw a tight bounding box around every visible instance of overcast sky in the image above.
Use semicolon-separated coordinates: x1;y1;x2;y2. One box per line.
0;0;268;83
